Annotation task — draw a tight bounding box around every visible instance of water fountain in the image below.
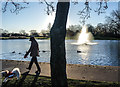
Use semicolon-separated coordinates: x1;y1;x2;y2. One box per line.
77;25;97;45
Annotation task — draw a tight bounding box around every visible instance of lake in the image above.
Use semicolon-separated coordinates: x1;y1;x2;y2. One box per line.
0;39;120;66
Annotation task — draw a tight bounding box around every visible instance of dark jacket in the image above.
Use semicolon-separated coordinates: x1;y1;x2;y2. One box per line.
28;40;39;57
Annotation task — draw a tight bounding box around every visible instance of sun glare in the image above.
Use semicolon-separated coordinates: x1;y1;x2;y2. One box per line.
43;12;55;30
43;12;71;30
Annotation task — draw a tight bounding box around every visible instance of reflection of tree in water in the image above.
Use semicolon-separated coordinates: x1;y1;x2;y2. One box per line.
109;41;120;66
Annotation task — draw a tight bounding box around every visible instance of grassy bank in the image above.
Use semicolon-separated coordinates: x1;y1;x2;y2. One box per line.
94;36;120;40
0;36;120;40
65;36;120;40
0;37;49;40
2;73;119;87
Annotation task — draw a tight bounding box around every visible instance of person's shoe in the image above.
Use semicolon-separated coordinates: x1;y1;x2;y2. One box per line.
26;67;30;70
35;70;40;75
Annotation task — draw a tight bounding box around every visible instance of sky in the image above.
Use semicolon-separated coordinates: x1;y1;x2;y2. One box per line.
1;1;119;33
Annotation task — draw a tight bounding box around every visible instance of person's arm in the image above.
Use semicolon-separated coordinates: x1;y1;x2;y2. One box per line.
37;47;39;57
24;42;33;58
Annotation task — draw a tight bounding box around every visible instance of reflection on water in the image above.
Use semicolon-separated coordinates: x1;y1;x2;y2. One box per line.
0;39;120;66
77;45;91;64
66;40;120;66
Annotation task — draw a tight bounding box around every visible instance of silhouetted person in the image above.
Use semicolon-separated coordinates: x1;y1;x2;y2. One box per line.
24;37;40;74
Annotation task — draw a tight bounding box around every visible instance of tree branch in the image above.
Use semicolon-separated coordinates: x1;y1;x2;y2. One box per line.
2;2;8;13
2;0;28;14
10;0;28;14
78;0;92;25
44;0;55;15
94;1;108;15
78;0;108;25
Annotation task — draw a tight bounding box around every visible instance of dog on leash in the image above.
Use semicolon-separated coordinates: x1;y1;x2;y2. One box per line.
1;68;21;82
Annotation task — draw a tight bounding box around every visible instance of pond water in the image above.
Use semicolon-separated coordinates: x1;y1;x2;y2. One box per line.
0;39;120;66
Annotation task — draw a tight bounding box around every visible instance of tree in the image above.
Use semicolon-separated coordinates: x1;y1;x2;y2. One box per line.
105;10;120;37
0;29;9;37
19;30;26;35
87;24;95;35
47;23;52;32
68;25;82;32
50;1;70;86
29;30;39;36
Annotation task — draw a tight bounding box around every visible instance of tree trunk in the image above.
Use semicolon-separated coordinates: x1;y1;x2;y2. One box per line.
50;1;70;87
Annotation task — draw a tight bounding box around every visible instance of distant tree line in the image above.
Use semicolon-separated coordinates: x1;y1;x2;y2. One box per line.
0;29;50;38
0;23;52;38
66;10;120;39
1;10;119;39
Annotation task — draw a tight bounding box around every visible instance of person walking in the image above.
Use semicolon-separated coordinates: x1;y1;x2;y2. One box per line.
24;37;41;74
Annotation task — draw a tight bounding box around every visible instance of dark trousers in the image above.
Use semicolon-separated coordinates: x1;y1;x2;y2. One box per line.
28;56;40;71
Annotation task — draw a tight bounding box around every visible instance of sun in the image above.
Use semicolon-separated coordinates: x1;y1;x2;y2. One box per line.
43;12;55;30
67;15;71;28
43;12;71;30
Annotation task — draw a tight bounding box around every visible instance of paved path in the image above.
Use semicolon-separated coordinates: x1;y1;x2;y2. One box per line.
1;59;120;82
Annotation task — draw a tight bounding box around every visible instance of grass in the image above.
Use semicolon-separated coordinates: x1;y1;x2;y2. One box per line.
0;36;120;40
0;37;49;40
94;36;120;40
65;36;120;40
1;72;119;87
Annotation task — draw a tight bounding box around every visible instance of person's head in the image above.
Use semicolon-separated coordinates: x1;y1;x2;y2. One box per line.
29;36;35;41
1;70;9;77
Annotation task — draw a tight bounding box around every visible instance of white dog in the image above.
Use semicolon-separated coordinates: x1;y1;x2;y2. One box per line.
1;68;21;82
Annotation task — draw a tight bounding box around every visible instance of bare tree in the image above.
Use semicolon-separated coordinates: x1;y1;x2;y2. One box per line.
105;10;120;36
